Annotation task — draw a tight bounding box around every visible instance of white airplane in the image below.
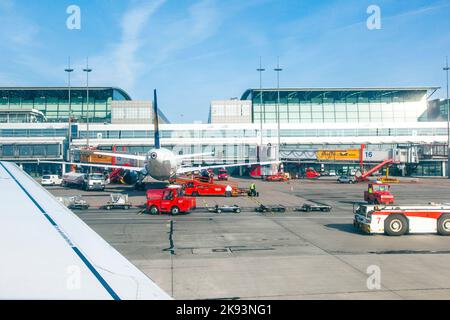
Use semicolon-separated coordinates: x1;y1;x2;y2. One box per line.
0;161;170;299
42;89;277;182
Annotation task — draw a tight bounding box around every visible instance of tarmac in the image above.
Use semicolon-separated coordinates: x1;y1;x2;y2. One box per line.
45;176;450;299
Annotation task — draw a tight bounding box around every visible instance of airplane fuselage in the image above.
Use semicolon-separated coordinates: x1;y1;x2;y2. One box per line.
145;148;178;181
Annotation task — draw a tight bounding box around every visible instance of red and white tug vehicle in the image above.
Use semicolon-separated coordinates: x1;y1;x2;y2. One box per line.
354;204;450;236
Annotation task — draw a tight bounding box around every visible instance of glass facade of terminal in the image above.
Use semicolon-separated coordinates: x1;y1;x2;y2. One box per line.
242;89;429;124
76;127;447;139
0;144;61;158
0;128;68;137
0;87;131;123
0;86;446;177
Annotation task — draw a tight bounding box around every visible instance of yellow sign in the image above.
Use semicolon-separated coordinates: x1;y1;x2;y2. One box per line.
316;149;360;161
81;153;113;164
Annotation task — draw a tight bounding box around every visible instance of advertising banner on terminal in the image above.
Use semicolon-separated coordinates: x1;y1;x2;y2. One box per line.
316;149;360;161
280;150;317;160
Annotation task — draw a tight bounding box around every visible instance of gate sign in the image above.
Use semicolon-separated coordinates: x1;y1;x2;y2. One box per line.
363;150;390;162
316;149;360;161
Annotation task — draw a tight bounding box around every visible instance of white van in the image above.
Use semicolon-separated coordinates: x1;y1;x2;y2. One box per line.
41;174;63;186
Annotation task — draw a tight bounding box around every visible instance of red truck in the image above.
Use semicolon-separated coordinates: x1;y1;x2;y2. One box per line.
182;179;236;197
146;185;196;215
364;183;394;205
304;168;320;179
217;168;229;181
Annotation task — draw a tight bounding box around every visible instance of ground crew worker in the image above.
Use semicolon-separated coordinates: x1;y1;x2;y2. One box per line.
249;183;257;197
225;185;232;197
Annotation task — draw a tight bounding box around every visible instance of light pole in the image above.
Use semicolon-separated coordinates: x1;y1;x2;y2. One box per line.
444;56;450;178
83;57;92;149
257;57;265;159
64;57;74;161
274;57;283;162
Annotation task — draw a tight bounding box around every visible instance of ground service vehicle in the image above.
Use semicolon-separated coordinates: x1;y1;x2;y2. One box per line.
255;204;286;213
217;168;229;180
182;179;236;197
208;205;241;213
56;195;90;210
62;172;85;188
304;168;320;179
104;194;132;210
62;172;105;191
337;175;356;184
297;204;332;212
354;204;450;236
83;173;106;191
364;183;394;205
41;175;62;186
146;185;196;215
265;173;288;182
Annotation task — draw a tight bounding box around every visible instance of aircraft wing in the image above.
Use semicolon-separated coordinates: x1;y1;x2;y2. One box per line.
175;152;214;160
0;161;170;300
176;161;280;174
94;151;213;161
39;160;144;172
93;151;147;161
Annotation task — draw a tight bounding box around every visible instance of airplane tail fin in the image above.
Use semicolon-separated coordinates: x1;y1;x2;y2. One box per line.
153;89;161;149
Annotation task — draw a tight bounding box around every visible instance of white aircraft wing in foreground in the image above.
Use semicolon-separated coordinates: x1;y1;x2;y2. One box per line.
0;161;170;300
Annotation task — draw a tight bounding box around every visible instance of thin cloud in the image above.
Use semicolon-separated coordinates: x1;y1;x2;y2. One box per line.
84;0;166;90
387;1;450;20
144;0;223;68
0;0;40;49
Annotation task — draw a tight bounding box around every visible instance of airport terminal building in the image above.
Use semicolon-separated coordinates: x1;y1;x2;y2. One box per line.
0;86;448;177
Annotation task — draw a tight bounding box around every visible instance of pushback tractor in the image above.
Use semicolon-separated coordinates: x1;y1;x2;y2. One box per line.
354;204;450;236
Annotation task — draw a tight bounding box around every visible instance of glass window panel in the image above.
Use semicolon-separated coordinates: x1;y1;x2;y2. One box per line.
19;145;33;156
288;104;300;112
359;112;370;121
346;104;358;112
265;104;276;112
2;145;14;156
300;103;311;112
265;112;276;119
46;144;59;156
335;105;346;112
371;112;382;121
33;145;45;156
300;113;311;123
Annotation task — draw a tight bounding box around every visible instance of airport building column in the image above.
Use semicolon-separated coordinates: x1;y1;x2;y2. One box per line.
62;163;66;175
443;161;447;177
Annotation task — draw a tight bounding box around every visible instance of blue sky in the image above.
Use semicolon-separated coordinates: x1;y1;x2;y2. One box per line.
0;0;449;123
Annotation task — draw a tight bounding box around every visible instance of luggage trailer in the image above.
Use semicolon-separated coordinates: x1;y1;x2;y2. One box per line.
354;204;450;236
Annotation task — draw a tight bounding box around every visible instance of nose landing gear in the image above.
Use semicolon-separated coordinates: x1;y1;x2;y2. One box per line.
135;172;147;191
